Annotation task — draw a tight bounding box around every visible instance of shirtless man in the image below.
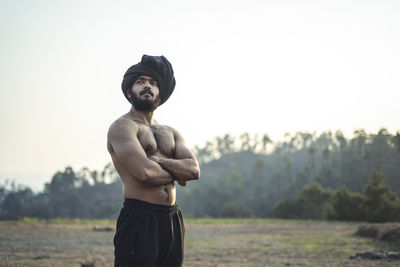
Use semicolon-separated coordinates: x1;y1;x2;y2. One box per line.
107;55;200;267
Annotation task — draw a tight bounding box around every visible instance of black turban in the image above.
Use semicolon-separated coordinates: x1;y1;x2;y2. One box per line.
121;55;176;106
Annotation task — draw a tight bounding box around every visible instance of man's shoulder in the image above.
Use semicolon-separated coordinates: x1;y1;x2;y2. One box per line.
159;125;184;141
153;124;179;134
108;117;139;139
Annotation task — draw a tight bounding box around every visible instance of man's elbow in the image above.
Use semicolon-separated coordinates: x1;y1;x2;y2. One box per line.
191;165;200;180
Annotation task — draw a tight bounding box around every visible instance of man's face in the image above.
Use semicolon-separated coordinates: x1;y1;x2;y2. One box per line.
127;75;161;111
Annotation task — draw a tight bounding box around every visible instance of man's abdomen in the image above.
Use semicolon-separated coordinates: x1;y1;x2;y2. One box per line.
122;179;176;206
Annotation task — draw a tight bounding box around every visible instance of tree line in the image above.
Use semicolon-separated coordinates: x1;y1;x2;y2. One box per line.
273;170;400;222
177;128;400;219
0;164;123;219
1;128;399;221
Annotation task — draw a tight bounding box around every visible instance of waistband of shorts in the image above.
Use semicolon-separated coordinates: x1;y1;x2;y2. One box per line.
123;198;178;213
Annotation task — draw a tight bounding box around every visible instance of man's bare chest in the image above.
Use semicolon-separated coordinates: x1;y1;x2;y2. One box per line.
137;125;176;157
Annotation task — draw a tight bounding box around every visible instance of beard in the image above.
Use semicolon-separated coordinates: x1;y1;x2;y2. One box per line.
130;92;161;111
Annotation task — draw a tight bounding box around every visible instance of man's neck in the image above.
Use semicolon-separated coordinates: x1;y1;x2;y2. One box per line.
129;107;155;125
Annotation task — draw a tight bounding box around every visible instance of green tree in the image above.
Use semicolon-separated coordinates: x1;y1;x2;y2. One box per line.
251;159;267;196
261;134;272;153
325;186;365;221
326;171;400;222
394;131;400;152
0;188;34;218
240;132;251;151
363;170;400;222
273;183;332;219
216;134;236;155
45;166;77;195
44;166;86;218
226;171;245;200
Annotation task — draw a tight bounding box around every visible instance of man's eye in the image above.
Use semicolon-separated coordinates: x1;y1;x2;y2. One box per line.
151;81;157;86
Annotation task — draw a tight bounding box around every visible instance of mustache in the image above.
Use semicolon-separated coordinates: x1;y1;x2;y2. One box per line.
140;89;154;97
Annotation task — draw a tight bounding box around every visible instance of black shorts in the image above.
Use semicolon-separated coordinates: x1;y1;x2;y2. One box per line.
114;198;185;267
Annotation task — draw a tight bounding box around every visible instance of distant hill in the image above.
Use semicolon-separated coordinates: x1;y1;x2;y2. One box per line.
177;129;400;217
1;128;399;220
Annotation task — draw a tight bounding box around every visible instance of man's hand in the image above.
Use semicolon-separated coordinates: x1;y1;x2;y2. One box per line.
149;155;161;163
177;180;187;186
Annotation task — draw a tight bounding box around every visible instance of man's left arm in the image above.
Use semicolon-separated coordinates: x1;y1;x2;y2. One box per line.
150;129;200;184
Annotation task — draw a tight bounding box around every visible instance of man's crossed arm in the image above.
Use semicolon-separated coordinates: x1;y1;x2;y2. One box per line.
150;129;200;186
108;119;174;187
108;119;199;187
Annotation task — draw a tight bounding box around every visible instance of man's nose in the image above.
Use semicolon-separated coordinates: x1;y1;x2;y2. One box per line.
143;80;151;88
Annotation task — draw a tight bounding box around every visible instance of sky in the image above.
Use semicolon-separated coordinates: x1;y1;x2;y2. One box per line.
1;0;399;190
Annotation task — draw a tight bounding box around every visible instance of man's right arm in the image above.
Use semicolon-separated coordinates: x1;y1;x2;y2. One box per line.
107;119;174;186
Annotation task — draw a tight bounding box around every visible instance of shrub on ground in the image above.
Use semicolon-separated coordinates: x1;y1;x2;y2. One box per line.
221;202;253;218
325;186;365;221
273;183;332;219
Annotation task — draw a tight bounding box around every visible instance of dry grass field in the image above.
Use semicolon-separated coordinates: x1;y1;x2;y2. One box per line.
0;218;399;267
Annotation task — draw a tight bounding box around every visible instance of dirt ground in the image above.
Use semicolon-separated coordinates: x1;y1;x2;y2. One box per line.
0;219;399;267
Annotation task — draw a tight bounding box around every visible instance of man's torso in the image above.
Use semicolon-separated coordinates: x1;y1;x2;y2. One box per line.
108;115;177;205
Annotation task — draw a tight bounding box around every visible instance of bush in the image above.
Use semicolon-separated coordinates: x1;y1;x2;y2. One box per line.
363;171;400;222
273;183;332;219
221;202;253;218
273;197;302;219
325;186;365;221
326;171;400;222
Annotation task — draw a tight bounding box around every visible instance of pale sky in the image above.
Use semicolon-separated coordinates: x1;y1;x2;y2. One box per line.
1;0;399;190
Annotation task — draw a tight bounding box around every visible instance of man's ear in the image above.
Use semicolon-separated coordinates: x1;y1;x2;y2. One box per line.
126;88;131;98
